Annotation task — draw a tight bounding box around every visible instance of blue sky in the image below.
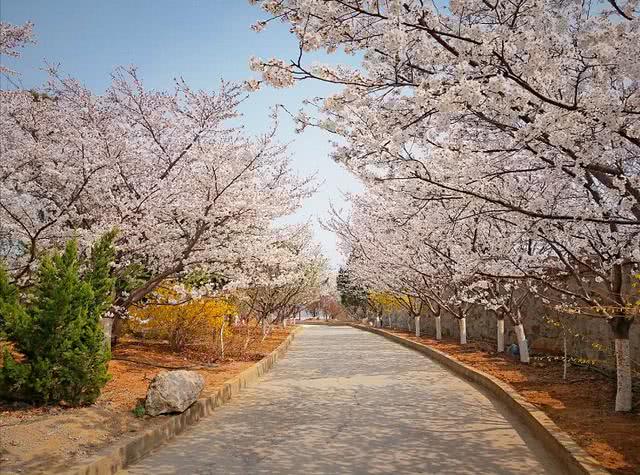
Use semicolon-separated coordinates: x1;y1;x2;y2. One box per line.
0;0;363;268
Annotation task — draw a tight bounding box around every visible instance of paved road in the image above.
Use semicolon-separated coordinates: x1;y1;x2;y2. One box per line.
123;326;563;475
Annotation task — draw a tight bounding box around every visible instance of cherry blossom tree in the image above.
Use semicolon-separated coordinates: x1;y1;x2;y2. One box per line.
1;66;314;343
234;224;330;334
0;21;34;76
327;173;636;402
251;0;639;411
326;190;472;342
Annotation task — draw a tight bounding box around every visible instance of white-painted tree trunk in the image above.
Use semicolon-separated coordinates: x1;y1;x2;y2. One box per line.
615;338;632;412
219;320;226;360
101;317;114;351
243;321;251;351
497;319;505;353
514;324;529;363
415;316;421;337
435;316;442;340
459;318;467;345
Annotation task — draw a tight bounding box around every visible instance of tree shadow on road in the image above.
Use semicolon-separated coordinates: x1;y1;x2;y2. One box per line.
124;326;564;475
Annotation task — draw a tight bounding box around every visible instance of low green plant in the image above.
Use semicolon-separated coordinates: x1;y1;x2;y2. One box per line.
0;232;117;406
132;402;146;418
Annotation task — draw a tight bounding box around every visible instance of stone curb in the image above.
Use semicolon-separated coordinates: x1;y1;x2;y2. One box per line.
299;320;348;326
352;324;609;475
67;326;302;475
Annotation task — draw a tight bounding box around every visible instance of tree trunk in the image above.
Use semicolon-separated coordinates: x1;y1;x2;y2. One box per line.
615;338;632;412
610;316;633;412
243;319;253;352
101;317;114;351
514;323;530;363
459;317;467;345
243;323;250;350
435;316;442;340
110;315;125;347
415;316;421;337
219;320;225;360
563;334;568;380
497;318;505;353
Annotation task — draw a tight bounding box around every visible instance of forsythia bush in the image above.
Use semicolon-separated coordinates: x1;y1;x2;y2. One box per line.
369;292;404;314
0;234;114;405
128;289;237;351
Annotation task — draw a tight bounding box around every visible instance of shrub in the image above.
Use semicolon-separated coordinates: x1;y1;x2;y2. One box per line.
0;233;115;405
128;289;236;352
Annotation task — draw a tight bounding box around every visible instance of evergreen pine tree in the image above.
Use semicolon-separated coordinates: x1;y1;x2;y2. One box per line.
0;234;115;405
85;229;118;320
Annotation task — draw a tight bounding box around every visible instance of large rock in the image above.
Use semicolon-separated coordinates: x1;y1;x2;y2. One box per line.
145;370;204;416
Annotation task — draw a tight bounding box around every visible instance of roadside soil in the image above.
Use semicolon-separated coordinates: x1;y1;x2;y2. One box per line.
385;328;640;475
0;326;292;474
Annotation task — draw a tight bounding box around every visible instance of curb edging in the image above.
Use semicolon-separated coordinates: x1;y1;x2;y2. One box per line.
299;321;348;326
69;326;302;475
352;324;609;475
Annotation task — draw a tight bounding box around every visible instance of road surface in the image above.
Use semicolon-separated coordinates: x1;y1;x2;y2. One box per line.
123;325;563;474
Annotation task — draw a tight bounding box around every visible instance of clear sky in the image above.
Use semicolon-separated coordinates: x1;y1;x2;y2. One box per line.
0;0;363;269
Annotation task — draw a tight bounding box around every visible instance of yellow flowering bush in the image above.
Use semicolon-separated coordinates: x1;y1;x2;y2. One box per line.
128;287;237;352
368;292;404;314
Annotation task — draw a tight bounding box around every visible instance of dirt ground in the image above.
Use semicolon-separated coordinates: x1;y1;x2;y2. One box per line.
0;327;292;474
386;329;640;475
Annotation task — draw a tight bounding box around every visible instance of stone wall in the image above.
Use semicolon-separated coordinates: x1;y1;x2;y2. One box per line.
377;301;639;371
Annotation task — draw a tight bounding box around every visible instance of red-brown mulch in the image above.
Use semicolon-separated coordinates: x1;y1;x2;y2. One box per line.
0;326;293;474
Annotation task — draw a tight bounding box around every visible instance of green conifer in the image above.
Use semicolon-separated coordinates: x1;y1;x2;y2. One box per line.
0;233;116;405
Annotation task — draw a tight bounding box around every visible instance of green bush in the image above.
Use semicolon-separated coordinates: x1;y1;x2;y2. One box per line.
0;232;116;405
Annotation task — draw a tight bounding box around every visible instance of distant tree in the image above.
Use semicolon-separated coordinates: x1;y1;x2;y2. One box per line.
337;266;368;318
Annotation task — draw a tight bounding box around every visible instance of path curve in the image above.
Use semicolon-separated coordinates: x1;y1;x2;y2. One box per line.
123;325;563;474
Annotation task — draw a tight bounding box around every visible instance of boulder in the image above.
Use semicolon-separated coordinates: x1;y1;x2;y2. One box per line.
145;370;204;416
